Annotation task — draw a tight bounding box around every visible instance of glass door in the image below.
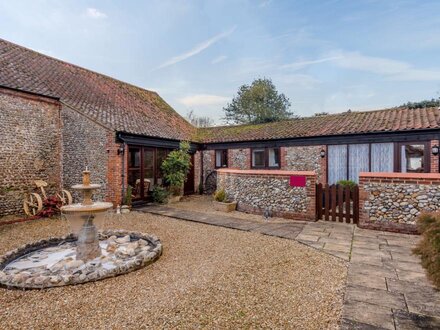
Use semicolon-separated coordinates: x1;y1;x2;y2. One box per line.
128;147;142;200
143;148;155;196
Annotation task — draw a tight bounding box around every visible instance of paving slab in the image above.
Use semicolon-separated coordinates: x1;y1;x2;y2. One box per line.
341;318;390;330
347;272;387;290
393;309;440;330
349;262;397;278
350;254;386;267
139;205;438;329
345;285;406;310
342;300;394;330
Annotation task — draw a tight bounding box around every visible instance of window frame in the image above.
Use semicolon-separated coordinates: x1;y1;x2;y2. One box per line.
396;141;431;173
326;141;432;183
215;149;228;168
251;147;281;169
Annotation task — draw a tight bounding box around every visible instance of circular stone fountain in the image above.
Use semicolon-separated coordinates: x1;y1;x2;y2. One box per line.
0;170;162;289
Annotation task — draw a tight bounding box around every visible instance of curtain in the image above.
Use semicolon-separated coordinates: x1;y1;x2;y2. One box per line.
371;143;394;172
268;148;279;167
328;145;347;184
349;144;369;182
216;150;222;167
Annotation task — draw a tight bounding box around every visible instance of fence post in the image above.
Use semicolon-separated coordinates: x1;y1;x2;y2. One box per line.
353;185;359;224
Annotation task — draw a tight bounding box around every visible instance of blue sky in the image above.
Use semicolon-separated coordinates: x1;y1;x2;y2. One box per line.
1;0;440;123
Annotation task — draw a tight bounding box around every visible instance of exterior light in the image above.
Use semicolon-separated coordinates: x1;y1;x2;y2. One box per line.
320;149;326;158
117;146;125;155
432;145;439;156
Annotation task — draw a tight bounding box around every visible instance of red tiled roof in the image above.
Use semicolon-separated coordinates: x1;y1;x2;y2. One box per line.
2;39;439;145
199;107;440;143
0;38;195;140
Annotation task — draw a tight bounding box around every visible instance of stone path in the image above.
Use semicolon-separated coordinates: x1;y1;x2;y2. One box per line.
140;206;440;329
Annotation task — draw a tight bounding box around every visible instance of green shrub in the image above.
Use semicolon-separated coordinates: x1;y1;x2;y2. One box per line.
413;213;440;288
336;179;357;190
214;189;227;202
152;186;169;204
198;182;204;195
123;185;133;206
161;141;191;196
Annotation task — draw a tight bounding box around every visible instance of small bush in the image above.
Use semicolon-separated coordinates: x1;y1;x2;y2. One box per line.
123;185;133;206
152;186;169;204
214;189;227;202
336;179;357;190
413;212;440;288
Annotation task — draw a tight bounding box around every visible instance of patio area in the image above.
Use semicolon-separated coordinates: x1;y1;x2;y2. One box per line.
0;212;346;329
142;195;440;329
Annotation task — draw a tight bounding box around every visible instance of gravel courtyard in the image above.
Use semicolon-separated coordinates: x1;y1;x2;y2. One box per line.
0;212;347;329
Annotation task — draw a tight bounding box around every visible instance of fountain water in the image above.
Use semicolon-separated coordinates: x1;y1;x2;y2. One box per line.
0;170;162;289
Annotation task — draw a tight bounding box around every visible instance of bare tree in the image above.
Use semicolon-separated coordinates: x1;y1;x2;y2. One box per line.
186;110;215;127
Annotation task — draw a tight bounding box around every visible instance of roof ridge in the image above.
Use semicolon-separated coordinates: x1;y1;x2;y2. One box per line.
201;105;438;131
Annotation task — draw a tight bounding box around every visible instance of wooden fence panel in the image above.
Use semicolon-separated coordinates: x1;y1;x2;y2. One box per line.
316;184;359;224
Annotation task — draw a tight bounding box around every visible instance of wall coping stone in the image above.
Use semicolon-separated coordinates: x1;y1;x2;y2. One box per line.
359;172;440;180
217;169;315;176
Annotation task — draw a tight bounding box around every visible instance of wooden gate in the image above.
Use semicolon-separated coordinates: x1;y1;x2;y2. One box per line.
316;184;359;224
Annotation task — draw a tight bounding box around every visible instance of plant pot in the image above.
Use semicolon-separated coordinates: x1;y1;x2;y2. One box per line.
168;195;182;204
213;201;237;212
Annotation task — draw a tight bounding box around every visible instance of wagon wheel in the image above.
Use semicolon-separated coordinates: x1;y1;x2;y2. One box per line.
57;189;73;207
204;171;218;195
23;193;43;216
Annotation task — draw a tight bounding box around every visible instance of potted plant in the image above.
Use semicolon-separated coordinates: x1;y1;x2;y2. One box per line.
152;185;169;204
161;141;192;203
213;189;237;212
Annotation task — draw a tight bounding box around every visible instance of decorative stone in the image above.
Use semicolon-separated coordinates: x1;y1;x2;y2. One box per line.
0;230;162;289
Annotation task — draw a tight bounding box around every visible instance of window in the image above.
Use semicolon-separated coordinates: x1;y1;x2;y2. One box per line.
251;147;280;169
252;148;265;168
215;149;228;168
399;143;429;173
327;141;430;184
371;143;394;172
268;148;280;167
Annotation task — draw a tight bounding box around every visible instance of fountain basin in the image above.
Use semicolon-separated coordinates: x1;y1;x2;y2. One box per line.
0;230;162;289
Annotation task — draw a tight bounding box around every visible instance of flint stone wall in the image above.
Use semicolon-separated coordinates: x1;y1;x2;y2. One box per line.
0;89;62;216
283;146;326;184
228;148;250;169
217;169;316;220
359;173;440;233
61;105;110;202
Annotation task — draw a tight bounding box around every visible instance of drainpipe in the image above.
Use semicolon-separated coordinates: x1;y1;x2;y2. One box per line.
200;146;205;193
121;142;126;204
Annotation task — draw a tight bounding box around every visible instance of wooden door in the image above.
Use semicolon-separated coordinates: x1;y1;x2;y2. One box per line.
184;154;195;195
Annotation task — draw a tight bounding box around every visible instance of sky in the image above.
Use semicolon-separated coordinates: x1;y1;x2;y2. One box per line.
1;0;440;124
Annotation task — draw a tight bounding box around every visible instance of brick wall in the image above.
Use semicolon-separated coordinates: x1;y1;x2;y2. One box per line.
430;140;439;173
0;88;62;215
61;105;110;202
217;169;316;220
358;172;440;234
105;135;124;205
194;151;202;193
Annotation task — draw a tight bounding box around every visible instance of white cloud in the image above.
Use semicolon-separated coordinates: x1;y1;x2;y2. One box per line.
155;26;236;70
179;94;230;107
212;55;228;64
327;50;440;81
259;0;272;8
281;56;342;70
85;8;107;19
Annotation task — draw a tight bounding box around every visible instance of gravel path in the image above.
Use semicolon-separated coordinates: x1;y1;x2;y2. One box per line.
0;212;347;329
